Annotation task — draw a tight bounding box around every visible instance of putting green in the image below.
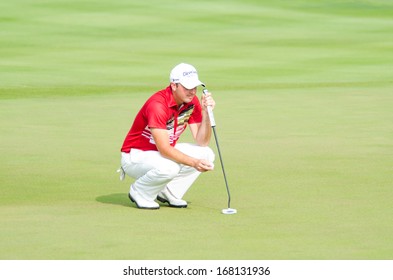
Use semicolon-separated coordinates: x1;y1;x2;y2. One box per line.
1;0;392;259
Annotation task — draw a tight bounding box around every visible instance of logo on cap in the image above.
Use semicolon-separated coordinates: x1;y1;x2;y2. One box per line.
183;70;197;77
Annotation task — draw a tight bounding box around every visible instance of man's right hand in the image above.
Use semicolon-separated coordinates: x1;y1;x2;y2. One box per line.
194;159;214;172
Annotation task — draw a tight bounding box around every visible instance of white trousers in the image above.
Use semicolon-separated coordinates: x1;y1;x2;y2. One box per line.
121;143;215;202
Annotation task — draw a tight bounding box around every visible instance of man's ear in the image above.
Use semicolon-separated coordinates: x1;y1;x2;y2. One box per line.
170;82;177;92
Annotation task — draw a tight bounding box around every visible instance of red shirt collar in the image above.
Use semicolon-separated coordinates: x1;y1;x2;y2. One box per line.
165;86;178;108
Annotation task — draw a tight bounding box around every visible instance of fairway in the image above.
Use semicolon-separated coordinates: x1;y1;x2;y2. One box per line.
1;0;393;260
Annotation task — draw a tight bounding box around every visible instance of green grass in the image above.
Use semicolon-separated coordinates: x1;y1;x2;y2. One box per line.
1;0;393;259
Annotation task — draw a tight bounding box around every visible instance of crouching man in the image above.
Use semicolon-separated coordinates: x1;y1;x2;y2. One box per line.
119;63;215;209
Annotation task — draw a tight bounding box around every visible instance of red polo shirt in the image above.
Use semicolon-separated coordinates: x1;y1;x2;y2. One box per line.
121;86;202;153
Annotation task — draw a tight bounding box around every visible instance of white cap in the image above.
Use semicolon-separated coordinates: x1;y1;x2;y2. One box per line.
169;63;204;89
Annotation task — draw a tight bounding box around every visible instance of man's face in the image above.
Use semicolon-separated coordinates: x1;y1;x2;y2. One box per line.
171;83;197;105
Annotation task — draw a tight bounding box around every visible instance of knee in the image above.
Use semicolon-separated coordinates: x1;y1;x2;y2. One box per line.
203;146;215;162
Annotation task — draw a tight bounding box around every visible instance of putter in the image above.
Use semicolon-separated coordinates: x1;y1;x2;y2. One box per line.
203;86;237;215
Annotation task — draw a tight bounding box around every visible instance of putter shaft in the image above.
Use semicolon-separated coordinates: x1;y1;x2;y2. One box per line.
203;87;232;209
212;126;232;209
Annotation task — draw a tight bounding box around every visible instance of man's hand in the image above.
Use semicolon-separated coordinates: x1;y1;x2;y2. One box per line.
193;159;214;172
201;90;215;110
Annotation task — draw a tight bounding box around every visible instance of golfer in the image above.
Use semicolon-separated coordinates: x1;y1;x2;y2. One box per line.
119;63;215;209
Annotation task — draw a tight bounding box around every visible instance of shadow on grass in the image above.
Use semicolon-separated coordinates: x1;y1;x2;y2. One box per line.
96;193;195;209
96;193;134;208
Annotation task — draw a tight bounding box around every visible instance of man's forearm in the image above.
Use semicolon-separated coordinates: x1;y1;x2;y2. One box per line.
195;111;212;146
160;144;197;167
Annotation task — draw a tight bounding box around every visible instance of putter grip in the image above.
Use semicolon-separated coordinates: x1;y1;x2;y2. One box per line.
202;89;216;127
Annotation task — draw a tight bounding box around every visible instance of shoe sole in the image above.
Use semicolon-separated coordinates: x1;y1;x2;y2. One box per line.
128;193;159;210
157;196;187;208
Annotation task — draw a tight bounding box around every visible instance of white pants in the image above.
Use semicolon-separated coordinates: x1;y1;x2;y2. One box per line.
121;143;215;202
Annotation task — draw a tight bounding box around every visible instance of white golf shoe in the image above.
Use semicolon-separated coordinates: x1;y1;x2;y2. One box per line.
129;185;160;210
157;188;187;208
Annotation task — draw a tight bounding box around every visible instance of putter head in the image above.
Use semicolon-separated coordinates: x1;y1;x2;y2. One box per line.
222;208;237;215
